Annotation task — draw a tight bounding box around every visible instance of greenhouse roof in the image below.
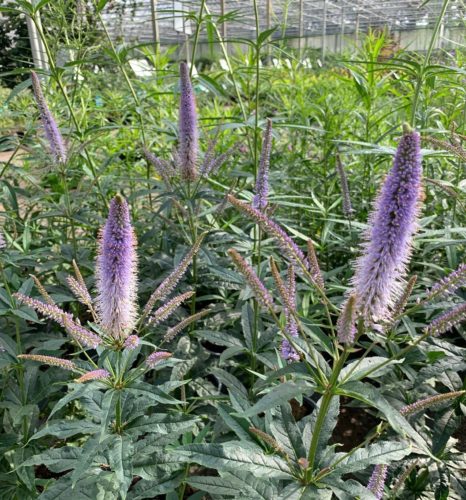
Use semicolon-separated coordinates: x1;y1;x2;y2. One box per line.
102;0;465;44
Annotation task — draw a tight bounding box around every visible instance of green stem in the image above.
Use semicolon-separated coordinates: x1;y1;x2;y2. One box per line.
190;0;206;73
410;0;450;126
32;15;107;208
306;348;349;477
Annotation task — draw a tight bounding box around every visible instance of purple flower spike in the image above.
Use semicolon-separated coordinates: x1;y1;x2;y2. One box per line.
96;195;138;340
424;302;466;336
123;335;140;350
352;127;422;323
253;119;272;211
178;62;198;181
31;72;67;164
0;231;6;249
367;464;388;500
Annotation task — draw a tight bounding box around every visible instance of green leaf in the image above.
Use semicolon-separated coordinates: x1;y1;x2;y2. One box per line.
241;302;255;351
338;356;404;382
269;403;306;460
337;381;433;457
22;447;82;472
224;470;279;499
176;444;293;479
29;420;99;441
186;476;247;496
108;435;133;492
126;382;182;404
126;413;198;436
240;382;309;418
127;474;184;500
49;384;95;419
71;435;111;486
330;440;410;475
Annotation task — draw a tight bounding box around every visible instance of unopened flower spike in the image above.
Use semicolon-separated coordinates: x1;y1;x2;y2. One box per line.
143;147;176;186
123;334;140;350
228;248;273;309
253;119;272;211
178;62;198;181
336;153;354;219
352;125;422;323
75;369;110;383
337;294;358;345
146;351;172;369
400;390;465;416
18;354;76;371
148;291;194;326
31;71;67;164
164;309;210;343
96;195;138;340
30;275;55;305
228;195;308;270
367;464;388;500
307;239;324;289
143;233;205;317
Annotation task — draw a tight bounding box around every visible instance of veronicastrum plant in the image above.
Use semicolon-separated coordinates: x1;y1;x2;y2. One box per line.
13;194;207;498
174;124;466;499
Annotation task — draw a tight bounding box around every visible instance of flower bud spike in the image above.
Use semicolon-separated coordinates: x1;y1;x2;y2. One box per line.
400;390;465;416
31;71;67;164
337;294;358;345
252;119;272;211
228;249;273;309
75;369;110;383
178;62;198;181
18;354;76;371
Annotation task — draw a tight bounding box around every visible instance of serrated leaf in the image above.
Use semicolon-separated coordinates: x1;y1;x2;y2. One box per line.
30;420;99;441
239;382;309;418
339;357;404;382
330;440;410;475
126;382;182;404
127;473;184;500
49;384;95;419
126;413;198;436
22;447;82;472
187;475;247;496
176;443;293;478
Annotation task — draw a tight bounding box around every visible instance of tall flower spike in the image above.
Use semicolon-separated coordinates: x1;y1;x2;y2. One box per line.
336;153;354;219
30;275;55;305
337;294;358;345
31;71;67;164
178;62;198;181
228;195;308;270
424;302;466;337
18;354;76;371
0;231;6;249
367;464;388;500
253;119;272;211
391;275;417;319
352;126;422;323
96;195;138;340
228;249;273;309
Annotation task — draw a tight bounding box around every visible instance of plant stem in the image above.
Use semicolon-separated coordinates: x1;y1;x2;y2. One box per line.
410;0;450;126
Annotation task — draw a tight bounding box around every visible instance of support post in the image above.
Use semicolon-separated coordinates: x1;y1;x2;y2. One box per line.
150;0;160;55
322;0;327;61
266;0;272;60
340;6;345;53
220;0;227;53
298;0;304;57
26;13;49;71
